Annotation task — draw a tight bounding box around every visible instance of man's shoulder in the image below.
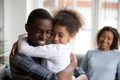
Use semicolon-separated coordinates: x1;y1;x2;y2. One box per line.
10;53;56;80
10;53;36;73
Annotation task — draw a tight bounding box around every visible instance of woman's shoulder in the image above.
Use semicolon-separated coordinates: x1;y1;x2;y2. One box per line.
112;49;120;55
87;49;99;53
86;49;99;56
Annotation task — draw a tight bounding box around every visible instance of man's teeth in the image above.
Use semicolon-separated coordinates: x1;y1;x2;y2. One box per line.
38;41;45;44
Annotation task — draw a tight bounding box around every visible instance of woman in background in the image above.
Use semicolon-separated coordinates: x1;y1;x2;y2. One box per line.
81;26;120;80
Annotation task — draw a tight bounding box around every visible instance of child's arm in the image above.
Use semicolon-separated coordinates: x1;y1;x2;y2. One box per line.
18;37;71;59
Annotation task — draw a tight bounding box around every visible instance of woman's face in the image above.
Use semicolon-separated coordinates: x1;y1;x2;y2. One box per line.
98;31;114;51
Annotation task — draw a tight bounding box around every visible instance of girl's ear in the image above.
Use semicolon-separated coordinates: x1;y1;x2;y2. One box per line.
70;33;76;38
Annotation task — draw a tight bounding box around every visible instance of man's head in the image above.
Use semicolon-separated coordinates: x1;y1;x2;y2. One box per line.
25;8;53;46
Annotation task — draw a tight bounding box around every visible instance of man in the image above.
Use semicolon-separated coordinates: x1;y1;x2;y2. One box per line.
9;8;87;80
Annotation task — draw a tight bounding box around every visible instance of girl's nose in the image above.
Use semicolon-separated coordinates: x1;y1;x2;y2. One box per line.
54;35;59;41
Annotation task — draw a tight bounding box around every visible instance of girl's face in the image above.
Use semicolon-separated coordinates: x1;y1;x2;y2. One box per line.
51;24;74;44
98;31;114;51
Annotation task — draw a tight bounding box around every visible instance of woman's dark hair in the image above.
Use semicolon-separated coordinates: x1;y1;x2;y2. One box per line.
96;26;120;50
53;9;84;34
27;8;53;26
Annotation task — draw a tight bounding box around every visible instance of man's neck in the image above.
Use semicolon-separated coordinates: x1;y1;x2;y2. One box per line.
27;38;43;64
27;38;37;47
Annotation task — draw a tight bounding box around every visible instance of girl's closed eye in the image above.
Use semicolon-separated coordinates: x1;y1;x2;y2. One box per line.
58;34;64;38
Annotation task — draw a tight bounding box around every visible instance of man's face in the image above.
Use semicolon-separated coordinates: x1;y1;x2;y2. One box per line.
26;19;53;46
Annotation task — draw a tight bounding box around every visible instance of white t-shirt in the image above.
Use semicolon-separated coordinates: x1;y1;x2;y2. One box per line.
18;35;72;73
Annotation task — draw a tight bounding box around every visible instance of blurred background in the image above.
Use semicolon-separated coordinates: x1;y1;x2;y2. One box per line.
0;0;120;65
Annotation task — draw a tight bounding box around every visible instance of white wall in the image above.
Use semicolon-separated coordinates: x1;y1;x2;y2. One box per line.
0;0;4;40
4;0;27;62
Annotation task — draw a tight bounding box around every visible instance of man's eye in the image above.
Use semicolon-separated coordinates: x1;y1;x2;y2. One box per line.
47;31;52;34
34;30;42;33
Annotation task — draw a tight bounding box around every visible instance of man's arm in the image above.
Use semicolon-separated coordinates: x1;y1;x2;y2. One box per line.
9;43;56;80
10;53;77;80
9;42;18;60
10;53;56;80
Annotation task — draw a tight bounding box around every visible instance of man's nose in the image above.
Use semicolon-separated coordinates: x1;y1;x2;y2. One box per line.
41;32;47;40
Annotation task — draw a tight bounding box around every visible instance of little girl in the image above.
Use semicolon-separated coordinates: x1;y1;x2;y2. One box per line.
18;9;86;79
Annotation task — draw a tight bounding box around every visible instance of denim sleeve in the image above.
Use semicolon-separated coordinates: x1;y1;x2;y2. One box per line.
74;67;86;78
10;53;56;80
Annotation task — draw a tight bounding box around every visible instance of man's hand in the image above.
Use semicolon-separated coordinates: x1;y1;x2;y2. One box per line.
56;53;77;80
9;41;18;60
70;53;77;68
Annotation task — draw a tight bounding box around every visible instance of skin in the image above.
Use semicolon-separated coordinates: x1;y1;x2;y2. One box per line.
26;19;53;46
98;31;114;51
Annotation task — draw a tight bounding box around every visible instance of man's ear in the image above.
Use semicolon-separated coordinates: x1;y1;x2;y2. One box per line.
25;24;28;32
